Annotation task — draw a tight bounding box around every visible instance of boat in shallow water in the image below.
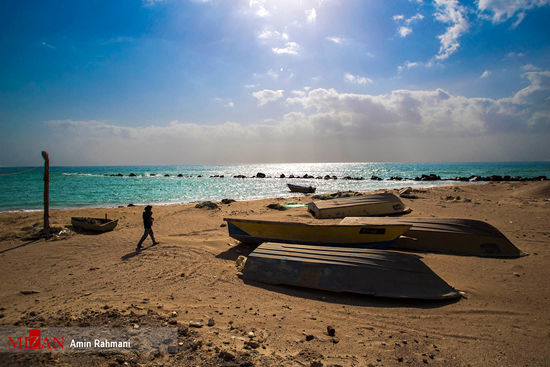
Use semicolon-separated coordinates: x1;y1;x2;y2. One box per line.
71;217;118;232
308;193;410;218
287;183;316;194
339;217;526;258
241;242;461;300
224;218;410;248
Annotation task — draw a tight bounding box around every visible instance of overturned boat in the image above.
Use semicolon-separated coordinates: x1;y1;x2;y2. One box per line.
287;183;316;194
308;193;411;219
241;242;461;300
224;218;410;248
339;217;526;258
71;217;118;232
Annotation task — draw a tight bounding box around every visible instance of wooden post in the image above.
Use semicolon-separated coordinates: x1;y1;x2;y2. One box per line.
42;151;50;238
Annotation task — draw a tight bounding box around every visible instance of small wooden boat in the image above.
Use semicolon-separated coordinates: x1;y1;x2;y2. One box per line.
308;193;410;218
224;218;410;248
339;217;526;258
287;183;316;194
71;217;118;232
242;243;461;300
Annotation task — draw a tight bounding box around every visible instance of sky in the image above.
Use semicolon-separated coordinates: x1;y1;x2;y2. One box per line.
0;0;549;166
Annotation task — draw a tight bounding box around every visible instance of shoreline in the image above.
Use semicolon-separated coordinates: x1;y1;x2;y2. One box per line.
1;181;549;366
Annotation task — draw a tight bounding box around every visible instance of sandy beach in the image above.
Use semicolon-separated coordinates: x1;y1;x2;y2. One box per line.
1;181;549;366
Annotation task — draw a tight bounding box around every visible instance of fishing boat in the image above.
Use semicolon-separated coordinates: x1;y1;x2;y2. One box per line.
71;217;118;232
287;183;316;193
241;242;461;300
308;193;410;218
339;217;526;258
223;218;410;248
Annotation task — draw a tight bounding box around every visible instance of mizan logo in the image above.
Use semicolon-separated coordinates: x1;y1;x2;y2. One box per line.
8;329;64;350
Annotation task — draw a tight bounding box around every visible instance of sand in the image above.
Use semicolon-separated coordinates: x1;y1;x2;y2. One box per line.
1;181;549;366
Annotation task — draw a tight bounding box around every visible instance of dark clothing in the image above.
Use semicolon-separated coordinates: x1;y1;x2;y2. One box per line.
137;228;156;247
143;211;153;229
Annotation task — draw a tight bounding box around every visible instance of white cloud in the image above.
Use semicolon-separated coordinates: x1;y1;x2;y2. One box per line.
326;36;344;44
252;89;285;106
480;70;491;78
477;0;550;25
393;12;424;37
522;64;540;71
39;71;550;164
214;98;235;108
249;0;269;17
306;8;317;23
507;51;526;57
399;26;413;37
433;0;470;60
397;61;420;72
344;73;373;85
272;42;300;55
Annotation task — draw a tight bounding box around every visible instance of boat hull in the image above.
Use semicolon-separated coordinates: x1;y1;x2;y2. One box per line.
339;217;525;258
308;193;410;218
242;243;461;300
224;218;410;248
287;184;316;193
71;217;118;232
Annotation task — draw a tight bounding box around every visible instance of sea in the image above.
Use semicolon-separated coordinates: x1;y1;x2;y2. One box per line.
0;162;549;211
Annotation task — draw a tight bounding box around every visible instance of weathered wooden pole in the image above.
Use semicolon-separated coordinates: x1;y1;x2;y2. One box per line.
42;151;50;238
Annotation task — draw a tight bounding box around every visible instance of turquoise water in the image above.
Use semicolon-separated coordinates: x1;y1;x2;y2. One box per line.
0;162;548;211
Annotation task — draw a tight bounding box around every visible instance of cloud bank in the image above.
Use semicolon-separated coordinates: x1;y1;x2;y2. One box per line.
22;70;548;165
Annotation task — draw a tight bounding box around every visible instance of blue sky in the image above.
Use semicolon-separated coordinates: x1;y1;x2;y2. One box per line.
1;0;549;165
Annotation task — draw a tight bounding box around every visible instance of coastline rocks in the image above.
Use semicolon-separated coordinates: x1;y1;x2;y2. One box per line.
256;172;266;178
195;201;219;210
280;174;286;178
129;173;137;177
267;203;286;210
221;198;235;204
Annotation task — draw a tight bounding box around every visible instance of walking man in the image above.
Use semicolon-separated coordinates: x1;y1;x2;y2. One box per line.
137;205;159;251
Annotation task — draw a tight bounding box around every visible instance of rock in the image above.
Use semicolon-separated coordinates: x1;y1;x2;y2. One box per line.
207;317;215;326
248;331;255;338
219;350;235;361
220;223;227;227
189;321;203;328
195;201;219;210
20;290;40;295
332;337;339;344
177;173;183;177
244;340;260;349
129;173;136;177
150;173;156;176
127;203;135;207
327;325;335;336
221;198;235;204
236;256;247;271
267;203;286;211
256;172;266;178
171;311;178;317
280;174;286;178
310;361;323;367
305;334;314;341
167;345;178;354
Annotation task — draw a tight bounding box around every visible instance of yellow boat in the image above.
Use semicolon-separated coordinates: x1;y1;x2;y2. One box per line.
308;193;411;219
223;218;410;248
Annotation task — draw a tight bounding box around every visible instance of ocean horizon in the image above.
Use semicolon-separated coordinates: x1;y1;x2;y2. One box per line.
1;161;549;211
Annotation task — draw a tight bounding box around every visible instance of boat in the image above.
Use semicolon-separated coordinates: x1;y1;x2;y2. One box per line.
241;242;461;300
71;217;118;232
223;217;410;248
287;183;316;194
308;193;411;219
339;217;526;258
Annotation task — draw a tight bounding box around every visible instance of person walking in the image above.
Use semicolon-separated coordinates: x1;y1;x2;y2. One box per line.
137;205;159;251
